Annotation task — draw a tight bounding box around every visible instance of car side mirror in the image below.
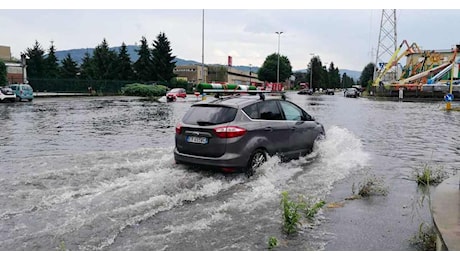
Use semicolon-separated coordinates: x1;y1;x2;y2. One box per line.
302;114;313;121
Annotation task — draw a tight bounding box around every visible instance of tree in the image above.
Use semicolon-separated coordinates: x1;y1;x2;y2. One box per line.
341;73;355;89
44;42;59;79
360;63;375;90
115;42;135;80
0;60;7;85
257;53;292;83
92;38;117;80
151;32;176;83
26;40;46;79
59;54;79;79
133;36;153;82
327;62;341;89
80;51;95;79
307;55;323;91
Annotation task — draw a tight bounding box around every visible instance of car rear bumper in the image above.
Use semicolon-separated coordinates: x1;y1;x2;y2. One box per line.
0;96;16;101
174;148;248;169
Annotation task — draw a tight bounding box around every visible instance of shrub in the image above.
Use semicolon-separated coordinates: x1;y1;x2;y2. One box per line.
122;83;168;97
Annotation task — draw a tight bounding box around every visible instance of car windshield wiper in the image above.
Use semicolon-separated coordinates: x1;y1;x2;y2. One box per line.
197;121;217;126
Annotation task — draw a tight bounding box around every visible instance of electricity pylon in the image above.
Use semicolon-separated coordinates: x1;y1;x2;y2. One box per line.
373;9;397;82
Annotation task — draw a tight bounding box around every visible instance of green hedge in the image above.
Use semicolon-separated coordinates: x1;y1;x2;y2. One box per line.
121;83;168;97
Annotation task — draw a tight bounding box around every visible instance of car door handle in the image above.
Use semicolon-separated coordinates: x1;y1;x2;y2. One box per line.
291;127;296;131
264;127;273;132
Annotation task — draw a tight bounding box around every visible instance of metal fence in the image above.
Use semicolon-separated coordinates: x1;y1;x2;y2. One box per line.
28;78;138;95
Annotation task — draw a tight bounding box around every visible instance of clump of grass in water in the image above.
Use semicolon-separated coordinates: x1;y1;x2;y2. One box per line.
409;223;437;250
351;174;388;198
267;236;278;250
414;163;448;186
281;191;305;235
305;200;326;220
280;192;326;235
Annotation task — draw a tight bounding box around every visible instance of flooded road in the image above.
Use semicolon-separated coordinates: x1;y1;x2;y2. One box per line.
0;93;459;250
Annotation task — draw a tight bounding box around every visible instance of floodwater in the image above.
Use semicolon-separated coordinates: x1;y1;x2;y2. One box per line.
0;93;459;251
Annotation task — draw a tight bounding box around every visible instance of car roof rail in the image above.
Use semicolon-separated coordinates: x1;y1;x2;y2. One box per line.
202;89;286;101
198;83;286;101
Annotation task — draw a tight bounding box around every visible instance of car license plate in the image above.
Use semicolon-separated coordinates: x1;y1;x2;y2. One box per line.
186;136;208;144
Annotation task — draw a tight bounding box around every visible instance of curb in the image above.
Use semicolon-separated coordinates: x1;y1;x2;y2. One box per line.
431;174;460;250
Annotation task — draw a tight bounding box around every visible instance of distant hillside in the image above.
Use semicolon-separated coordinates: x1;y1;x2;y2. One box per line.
54;45;199;66
339;69;361;81
294;68;361;81
55;45;359;79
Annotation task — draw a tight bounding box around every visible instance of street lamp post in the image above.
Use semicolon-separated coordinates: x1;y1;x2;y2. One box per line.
201;9;205;83
309;53;315;90
276;31;283;84
249;63;252;86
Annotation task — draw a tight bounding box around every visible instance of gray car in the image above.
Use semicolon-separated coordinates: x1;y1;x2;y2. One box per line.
174;94;325;175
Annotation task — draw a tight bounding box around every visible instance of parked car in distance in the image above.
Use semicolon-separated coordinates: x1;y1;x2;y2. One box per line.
9;83;34;102
297;88;313;95
0;86;16;102
344;87;359;98
325;89;335;95
166;88;187;102
174;93;325;176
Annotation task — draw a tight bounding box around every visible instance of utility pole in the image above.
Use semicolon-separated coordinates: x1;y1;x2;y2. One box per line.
249;63;252;86
201;9;205;83
309;53;315;90
275;31;283;84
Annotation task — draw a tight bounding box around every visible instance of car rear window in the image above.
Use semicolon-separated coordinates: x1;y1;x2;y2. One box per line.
182;105;237;125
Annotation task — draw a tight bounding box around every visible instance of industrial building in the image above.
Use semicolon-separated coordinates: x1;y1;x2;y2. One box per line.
0;45;26;84
173;64;263;86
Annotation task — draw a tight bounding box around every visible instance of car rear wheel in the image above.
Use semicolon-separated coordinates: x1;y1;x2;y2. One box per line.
245;149;267;177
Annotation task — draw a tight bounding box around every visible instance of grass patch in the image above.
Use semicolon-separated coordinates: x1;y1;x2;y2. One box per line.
414;163;448;186
410;223;437;251
305;200;326;220
280;192;326;235
122;83;168;97
351;174;388;197
267;236;278;250
281;191;304;235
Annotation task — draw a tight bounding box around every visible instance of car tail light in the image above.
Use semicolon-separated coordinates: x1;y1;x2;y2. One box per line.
221;167;236;173
175;123;182;134
214;126;247;138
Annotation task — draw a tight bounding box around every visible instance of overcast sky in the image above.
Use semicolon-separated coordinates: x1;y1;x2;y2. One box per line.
2;1;460;72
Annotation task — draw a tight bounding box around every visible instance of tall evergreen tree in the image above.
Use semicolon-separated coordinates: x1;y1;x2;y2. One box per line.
25;40;46;79
320;65;329;89
257;53;292;83
92;38;117;80
341;73;355;89
307;55;323;91
59;54;79;79
133;36;153;82
80;51;95;79
44;42;59;78
0;60;7;85
115;42;135;80
327;62;341;88
151;32;176;82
